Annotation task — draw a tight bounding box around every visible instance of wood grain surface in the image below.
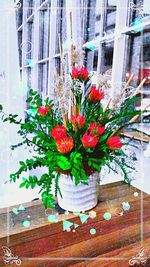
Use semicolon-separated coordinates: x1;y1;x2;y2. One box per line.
0;181;150;267
122;131;150;142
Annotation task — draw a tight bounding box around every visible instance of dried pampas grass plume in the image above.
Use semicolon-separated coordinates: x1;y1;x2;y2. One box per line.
71;46;84;67
54;68;68;127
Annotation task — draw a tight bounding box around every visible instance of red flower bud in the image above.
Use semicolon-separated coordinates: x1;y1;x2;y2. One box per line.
76;115;85;127
38;106;51;116
72;68;79;79
72;67;88;81
79;67;89;81
89;86;104;102
107;136;123;150
51;125;67;139
89;122;105;136
81;132;98;149
70;115;85;128
56;136;74;154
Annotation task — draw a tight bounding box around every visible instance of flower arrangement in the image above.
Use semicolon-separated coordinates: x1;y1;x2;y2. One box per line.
0;47;150;209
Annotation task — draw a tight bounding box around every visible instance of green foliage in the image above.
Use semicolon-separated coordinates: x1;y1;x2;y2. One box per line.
88;158;102;172
41;191;55;209
0;104;3;111
0;87;148;209
26;97;33;103
57;156;71;170
69;152;88;185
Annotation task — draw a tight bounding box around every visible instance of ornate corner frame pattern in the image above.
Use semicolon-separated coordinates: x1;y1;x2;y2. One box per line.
129;248;149;266
2;246;22;266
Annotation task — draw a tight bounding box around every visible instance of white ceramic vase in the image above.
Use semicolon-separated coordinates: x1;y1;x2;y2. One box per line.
57;172;100;212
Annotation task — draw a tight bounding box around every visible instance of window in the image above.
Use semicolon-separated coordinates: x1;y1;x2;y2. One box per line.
18;30;23;67
39;2;50;60
26;19;34;65
16;0;150;102
38;61;49;96
27;0;35;18
27;67;32;88
54;0;67;74
16;0;23;29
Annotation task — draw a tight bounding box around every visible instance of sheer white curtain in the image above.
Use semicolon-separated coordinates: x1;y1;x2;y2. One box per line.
143;0;150;14
0;1;39;208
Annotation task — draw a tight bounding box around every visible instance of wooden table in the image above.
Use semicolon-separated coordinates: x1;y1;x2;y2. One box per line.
0;181;150;266
122;131;150;143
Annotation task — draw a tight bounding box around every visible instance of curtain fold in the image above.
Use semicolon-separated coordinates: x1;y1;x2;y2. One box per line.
0;1;32;207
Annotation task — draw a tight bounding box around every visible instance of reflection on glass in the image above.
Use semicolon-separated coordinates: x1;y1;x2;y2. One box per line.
39;4;50;60
55;0;66;55
27;21;34;61
27;0;35;18
38;62;49;96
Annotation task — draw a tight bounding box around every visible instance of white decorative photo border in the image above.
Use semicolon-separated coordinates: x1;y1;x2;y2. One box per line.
0;0;150;266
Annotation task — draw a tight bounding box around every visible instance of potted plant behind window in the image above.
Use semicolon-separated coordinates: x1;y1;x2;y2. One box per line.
0;48;150;212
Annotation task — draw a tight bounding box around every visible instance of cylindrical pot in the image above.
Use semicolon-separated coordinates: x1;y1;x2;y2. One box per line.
57;172;100;212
